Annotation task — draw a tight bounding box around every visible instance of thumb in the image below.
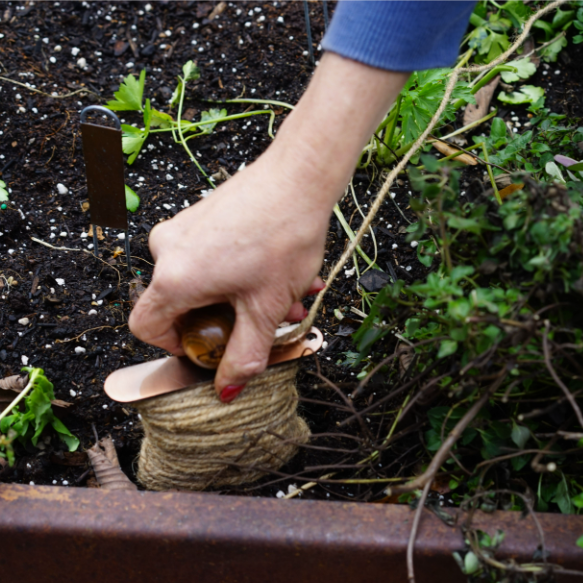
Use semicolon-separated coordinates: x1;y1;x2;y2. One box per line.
214;308;276;403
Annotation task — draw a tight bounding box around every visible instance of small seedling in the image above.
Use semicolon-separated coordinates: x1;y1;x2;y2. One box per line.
0;179;9;202
0;367;79;461
106;61;293;187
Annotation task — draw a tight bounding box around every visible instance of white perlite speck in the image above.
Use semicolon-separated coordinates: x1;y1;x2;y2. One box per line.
21;355;29;365
56;183;68;195
18;317;30;326
74;346;86;354
55;278;65;286
71;47;80;56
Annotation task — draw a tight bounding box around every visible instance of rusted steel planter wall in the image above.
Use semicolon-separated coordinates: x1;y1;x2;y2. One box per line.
1;484;582;583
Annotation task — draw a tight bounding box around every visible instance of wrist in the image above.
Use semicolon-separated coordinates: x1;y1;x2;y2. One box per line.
264;52;410;210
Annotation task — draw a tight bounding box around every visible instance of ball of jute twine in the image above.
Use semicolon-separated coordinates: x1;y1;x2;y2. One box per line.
133;1;561;491
134;361;310;491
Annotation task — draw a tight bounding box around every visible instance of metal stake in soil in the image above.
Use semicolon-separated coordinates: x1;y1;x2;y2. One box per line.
80;105;132;272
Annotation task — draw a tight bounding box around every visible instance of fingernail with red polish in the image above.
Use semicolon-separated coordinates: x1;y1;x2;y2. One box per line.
307;283;326;296
220;384;246;403
289;307;309;322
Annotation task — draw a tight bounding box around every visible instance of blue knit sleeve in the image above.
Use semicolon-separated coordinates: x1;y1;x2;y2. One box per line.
321;1;476;72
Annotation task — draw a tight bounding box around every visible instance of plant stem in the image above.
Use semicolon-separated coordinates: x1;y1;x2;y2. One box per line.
383;94;402;163
221;97;295;110
175;75;214;188
333;204;381;270
0;376;34;423
481;142;501;204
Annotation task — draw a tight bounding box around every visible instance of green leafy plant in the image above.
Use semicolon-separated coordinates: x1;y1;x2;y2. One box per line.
574;6;583;43
0;179;9;202
349;158;583;521
498;84;545;105
106;61;293;186
0;368;79;460
106;69;146;111
465;1;575;64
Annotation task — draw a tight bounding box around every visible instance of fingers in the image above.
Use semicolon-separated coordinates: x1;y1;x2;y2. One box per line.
129;287;185;356
306;276;326;296
214;307;276;401
284;302;308;322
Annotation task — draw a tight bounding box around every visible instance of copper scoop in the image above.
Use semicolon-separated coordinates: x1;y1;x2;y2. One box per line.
104;303;323;403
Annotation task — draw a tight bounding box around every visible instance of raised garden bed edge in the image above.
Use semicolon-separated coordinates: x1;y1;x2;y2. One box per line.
1;483;582;582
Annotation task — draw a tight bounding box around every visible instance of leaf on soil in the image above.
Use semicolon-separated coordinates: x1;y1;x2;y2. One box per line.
210;167;232;183
50;399;73;408
182;60;200;82
498;85;544;105
125;184;140;212
463;75;500;125
106;69;146;112
500;58;537;83
432;140;478;165
0;374;28;393
358;270;391;293
198;108;227;135
87;225;105;240
87;435;137;491
499;183;525;200
0;179;9;202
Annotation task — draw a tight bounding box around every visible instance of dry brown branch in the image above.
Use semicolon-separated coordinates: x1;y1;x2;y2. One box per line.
542;320;583;427
407;478;433;583
385;375;506;496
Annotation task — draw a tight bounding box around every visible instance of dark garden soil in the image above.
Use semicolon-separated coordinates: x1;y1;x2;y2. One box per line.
1;1;582;503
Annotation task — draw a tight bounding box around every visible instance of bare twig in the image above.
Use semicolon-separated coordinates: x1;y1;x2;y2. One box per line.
407;479;433;583
386;374;506;496
542;320;583;427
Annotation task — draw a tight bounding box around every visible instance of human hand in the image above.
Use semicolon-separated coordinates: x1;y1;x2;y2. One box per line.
129;148;332;402
129;53;409;402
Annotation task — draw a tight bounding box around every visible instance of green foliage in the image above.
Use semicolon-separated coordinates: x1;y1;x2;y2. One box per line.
499;58;537;83
0;179;8;202
466;1;575;64
105;60;278;178
350;154;583;515
125;185;140;212
198;108;227;135
399;69;475;145
106;69;146;111
574;7;583;43
0;368;79;458
498;85;545;105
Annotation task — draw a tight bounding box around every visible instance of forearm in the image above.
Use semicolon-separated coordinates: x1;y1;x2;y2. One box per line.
263;52;410;214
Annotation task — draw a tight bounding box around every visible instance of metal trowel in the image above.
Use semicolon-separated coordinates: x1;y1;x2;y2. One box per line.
104;303;323;403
